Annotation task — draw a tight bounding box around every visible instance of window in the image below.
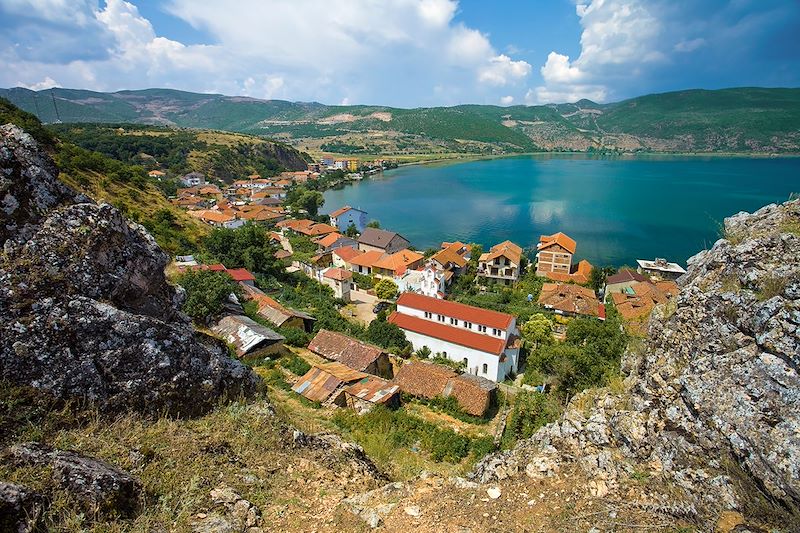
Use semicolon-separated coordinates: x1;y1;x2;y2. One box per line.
482;363;488;374
424;311;432;319
437;314;445;322
492;328;500;336
463;321;472;329
450;317;457;325
463;358;468;367
478;325;487;333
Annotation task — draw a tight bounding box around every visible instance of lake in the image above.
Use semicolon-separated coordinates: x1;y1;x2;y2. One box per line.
322;154;800;267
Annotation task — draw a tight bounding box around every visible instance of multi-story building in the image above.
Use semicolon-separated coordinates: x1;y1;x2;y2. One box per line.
329;205;368;233
477;240;522;285
536;232;576;277
388;293;520;382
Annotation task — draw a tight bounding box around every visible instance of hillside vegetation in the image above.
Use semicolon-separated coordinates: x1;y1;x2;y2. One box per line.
2;86;799;155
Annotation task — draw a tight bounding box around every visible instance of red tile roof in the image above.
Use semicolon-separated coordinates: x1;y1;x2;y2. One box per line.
391;361;495;416
316;232;346;247
348;250;385;268
323;268;352;281
388;311;507;355
396;292;513;330
606;269;648;285
538;232;577;254
333;246;362;262
308;330;385;372
329;206;354;218
372;249;424;273
226;268;255;282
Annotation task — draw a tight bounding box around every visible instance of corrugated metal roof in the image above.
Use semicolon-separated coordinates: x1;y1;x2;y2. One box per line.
292;362;368;403
211;315;284;357
344;376;400;404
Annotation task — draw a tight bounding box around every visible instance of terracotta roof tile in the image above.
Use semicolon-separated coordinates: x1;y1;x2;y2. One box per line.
323;268;352;281
538;283;602;317
538;232;577;254
388;311;507;355
308;330;385;372
396;292;513;330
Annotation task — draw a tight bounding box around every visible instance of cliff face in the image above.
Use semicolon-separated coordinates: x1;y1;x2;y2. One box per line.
475;199;800;525
0;124;259;416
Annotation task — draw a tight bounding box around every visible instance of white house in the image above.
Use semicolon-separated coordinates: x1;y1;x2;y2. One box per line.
322;267;353;302
329;206;368;233
388;293;520;382
180;171;206;187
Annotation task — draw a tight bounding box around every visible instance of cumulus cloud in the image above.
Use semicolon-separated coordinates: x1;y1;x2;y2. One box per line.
499;95;513;105
528;0;800;104
0;0;532;105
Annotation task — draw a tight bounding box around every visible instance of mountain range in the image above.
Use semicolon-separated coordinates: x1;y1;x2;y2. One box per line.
2;86;799;155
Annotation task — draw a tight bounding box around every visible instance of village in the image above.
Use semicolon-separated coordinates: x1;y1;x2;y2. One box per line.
167;155;688;471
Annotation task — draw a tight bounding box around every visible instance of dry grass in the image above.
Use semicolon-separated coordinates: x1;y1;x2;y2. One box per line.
756;274;787;301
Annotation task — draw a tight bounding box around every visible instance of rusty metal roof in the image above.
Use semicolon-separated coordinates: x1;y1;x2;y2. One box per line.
292;362;368;403
308;330;386;372
344;376;400;404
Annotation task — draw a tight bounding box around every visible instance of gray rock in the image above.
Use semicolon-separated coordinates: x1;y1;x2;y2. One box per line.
0;125;260;417
0;481;46;533
473;199;800;523
5;442;141;518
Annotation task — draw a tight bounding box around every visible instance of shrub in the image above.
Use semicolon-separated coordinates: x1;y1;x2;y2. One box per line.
374;278;398;300
178;270;241;322
279;353;311;376
503;391;559;445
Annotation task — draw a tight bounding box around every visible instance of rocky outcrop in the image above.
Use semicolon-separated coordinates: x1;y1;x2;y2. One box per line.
0;481;46;533
5;442;142;519
474;199;800;525
0;124;259;417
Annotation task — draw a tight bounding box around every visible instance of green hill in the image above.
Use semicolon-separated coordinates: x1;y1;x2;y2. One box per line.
2;86;799;155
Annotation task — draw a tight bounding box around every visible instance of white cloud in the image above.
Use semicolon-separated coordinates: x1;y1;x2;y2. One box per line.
0;0;531;106
529;0;665;103
477;54;531;86
674;38;705;52
499;95;514;105
17;76;59;90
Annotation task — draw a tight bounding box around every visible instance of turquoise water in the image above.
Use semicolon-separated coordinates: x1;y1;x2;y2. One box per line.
322;155;800;267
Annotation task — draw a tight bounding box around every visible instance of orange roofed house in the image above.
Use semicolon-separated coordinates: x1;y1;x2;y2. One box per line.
536;232;594;284
478;240;523;286
388;293;521;382
538;283;605;319
308;329;392;378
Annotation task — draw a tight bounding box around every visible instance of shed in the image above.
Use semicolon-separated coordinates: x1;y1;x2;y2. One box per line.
344;376;401;413
292;362;368;405
308;329;392;378
211;315;285;359
392;361;497;417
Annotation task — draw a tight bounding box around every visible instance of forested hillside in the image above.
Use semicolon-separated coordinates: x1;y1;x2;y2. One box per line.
3;86;799;155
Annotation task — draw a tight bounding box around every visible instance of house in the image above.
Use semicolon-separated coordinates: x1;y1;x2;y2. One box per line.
372;249;424;278
292;362;368;405
430;241;471;274
180;171;206;187
478;240;523;286
387;293;521;382
314;232;358;253
636;258;687;281
332;246;363;269
396;264;448;299
358;228;410;254
276;219;337;237
188;209;244;229
344;376;401;413
610;280;678;332
210;315;285;359
240;285;315;332
538;283;605;319
322;267;353;302
536;232;576;277
392;361;497;417
226;268;256;286
544;258;594;285
329;206;368;233
308;329;392;378
347;250;385;275
604;269;648;296
148;169;165;178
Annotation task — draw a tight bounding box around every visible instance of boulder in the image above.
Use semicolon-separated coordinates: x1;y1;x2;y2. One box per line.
0;125;260;417
0;481;46;533
6;442;142;518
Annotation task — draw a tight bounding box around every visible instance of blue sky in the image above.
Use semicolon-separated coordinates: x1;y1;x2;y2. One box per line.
1;0;798;107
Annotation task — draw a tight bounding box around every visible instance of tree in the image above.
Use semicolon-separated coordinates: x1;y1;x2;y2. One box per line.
374;278;399;300
298;190;325;216
415;346;432;359
589;266;617;292
521;313;553;348
366;220;381;229
178;270;241;323
366;319;409;351
344;222;359;238
203;222;283;276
